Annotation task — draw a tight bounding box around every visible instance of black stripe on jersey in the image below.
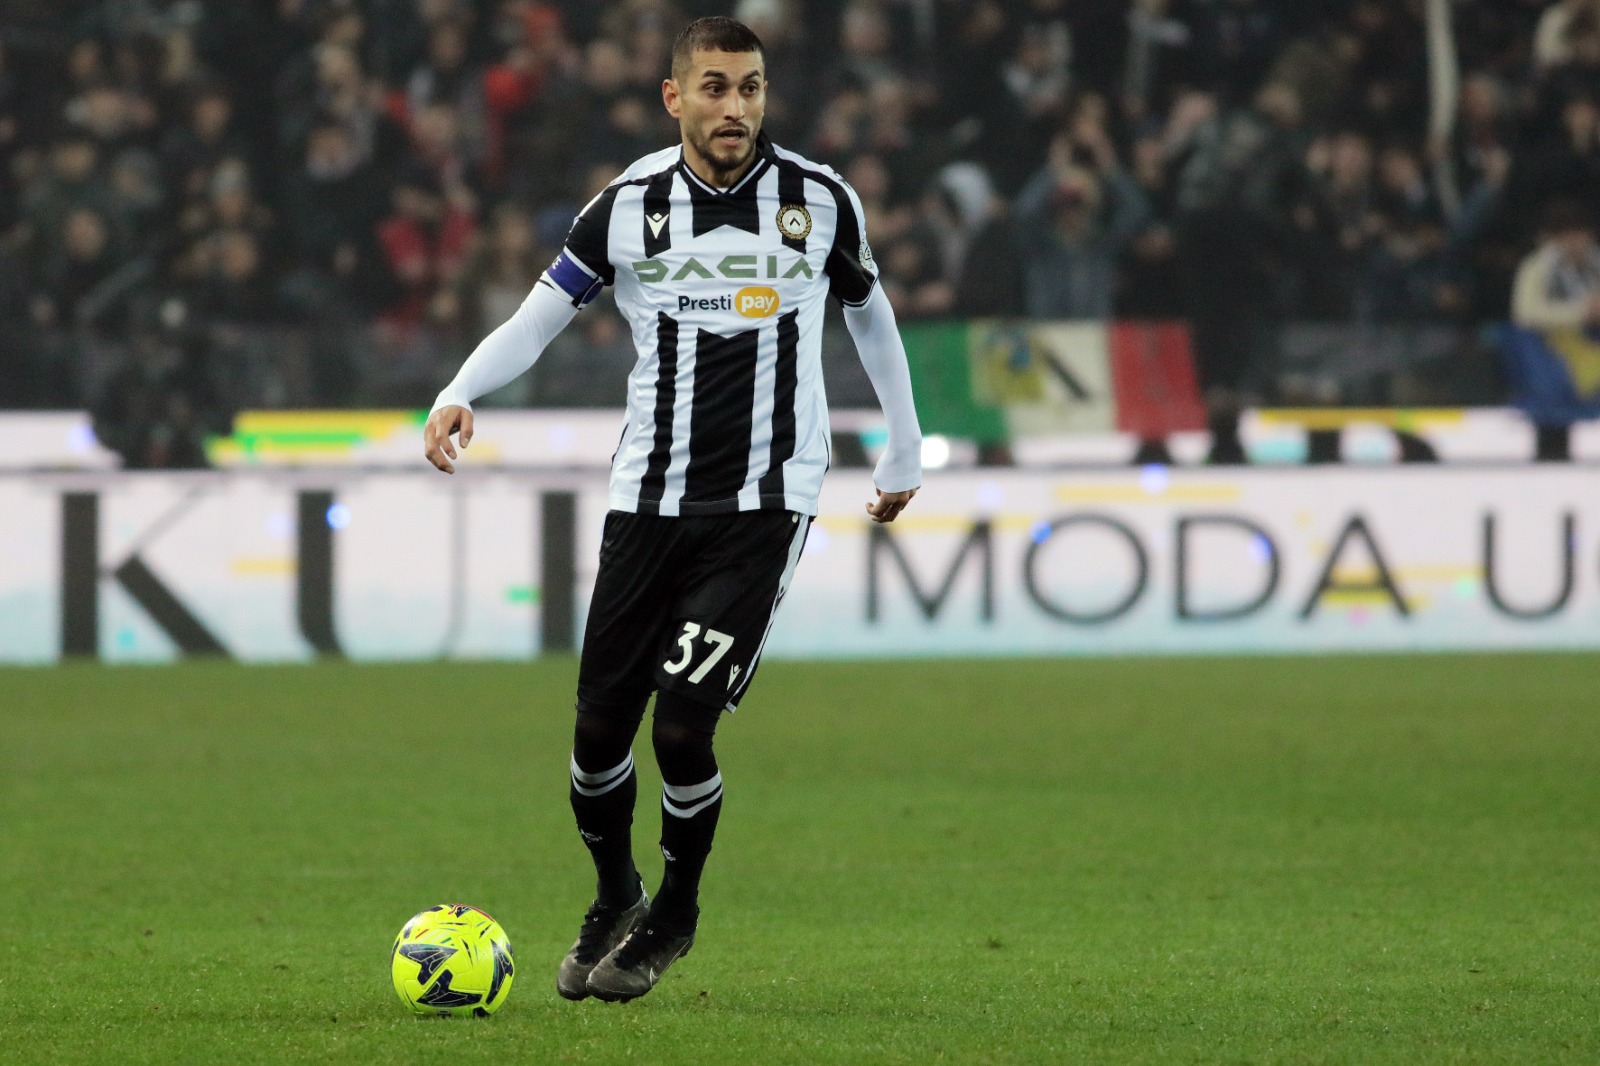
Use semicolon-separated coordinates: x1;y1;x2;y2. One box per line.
683;325;759;504
794;166;877;307
564;183;623;284
776;162;808;254
643;169;674;258
688;165;764;238
756;309;800;501
565;168;674;285
637;313;680;516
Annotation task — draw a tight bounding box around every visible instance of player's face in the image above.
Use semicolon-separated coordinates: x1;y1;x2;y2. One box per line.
664;49;766;187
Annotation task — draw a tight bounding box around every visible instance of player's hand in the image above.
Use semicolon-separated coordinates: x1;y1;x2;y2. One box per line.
866;487;917;524
424;405;473;474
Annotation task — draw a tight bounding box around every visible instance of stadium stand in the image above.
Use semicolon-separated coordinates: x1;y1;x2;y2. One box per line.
2;0;1599;467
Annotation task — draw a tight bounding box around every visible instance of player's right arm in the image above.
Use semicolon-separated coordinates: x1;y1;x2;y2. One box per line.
425;194;617;474
424;279;580;473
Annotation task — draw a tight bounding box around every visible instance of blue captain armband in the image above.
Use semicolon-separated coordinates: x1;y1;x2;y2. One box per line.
546;250;605;307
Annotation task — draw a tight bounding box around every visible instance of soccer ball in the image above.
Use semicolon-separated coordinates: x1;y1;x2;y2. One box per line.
390;904;515;1017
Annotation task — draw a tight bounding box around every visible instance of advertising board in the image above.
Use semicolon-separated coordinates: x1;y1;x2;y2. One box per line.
2;467;1595;664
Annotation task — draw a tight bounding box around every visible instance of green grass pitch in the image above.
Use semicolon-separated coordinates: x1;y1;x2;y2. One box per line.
2;655;1598;1064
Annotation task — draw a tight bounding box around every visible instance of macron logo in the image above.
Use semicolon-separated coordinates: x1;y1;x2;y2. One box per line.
647;213;669;238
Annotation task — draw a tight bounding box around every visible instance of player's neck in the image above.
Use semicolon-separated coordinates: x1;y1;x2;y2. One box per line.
681;142;759;191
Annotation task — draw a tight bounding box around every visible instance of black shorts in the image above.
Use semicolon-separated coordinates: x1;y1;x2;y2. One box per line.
577;509;812;715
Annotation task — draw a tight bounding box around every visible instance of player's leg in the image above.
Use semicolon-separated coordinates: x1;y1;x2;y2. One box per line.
559;512;680;1000
585;691;714;1002
569;692;647;909
558;692;651;1001
587;511;810;1002
649;694;723;932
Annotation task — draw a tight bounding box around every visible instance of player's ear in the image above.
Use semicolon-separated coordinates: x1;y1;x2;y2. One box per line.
662;78;681;119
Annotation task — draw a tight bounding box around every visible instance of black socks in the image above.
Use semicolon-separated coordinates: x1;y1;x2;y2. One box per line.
569;699;645;908
569;691;723;928
651;713;722;931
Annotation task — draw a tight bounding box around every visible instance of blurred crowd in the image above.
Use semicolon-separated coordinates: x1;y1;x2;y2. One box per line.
2;0;1600;465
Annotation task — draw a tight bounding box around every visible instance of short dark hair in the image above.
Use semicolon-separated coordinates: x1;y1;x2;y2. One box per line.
671;16;764;81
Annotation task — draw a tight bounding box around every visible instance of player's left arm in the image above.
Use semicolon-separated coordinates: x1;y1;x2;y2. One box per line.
842;285;923;524
827;180;922;524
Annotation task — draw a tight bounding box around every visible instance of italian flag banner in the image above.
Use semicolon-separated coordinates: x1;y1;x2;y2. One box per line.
901;320;1206;443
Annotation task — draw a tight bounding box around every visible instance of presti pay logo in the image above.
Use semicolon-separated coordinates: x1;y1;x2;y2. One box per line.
736;287;779;317
676;287;782;318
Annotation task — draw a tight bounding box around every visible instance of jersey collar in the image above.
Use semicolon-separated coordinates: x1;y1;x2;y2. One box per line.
677;136;773;197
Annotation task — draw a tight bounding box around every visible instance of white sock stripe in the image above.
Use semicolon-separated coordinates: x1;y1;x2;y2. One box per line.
662;786;723;819
570;752;633;785
570;752;634;796
663;773;722;803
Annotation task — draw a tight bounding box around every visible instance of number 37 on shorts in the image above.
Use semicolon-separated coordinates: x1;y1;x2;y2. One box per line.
662;622;738;688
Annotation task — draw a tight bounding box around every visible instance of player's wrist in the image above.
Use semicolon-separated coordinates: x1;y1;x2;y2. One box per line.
430;394;473;417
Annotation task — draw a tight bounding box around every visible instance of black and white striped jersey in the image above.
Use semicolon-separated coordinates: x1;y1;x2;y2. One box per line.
544;134;880;517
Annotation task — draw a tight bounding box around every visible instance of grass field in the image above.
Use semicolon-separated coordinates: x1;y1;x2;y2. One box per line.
2;655;1598;1064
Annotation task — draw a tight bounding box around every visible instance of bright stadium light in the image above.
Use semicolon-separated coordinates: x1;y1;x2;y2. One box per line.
1139;464;1170;495
921;435;951;469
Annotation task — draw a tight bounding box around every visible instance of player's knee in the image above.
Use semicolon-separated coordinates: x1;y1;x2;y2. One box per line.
651;692;720;782
573;693;646;769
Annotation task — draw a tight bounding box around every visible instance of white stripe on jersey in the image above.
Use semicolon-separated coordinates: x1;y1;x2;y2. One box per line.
661;317;696;510
739;321;781;512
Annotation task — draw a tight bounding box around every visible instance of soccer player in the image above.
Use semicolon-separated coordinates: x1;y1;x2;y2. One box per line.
423;16;922;1002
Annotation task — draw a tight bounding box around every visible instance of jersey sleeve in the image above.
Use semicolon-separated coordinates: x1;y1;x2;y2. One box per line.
825;179;879;308
545;185;621;307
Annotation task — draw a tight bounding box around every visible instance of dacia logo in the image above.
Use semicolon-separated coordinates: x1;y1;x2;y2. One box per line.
634;254;814;284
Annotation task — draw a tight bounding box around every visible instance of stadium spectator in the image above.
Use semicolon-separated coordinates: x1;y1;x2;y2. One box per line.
404;18;489;174
1454;72;1515;189
31;205;121;329
1512;204;1600;334
1516;92;1600;212
1116;124;1183;319
1002;16;1070;138
1180;0;1291;105
91;317;226;469
932;2;1022;188
926;161;1025;318
1295;129;1379;319
20;130;115;268
159;80;249;206
191;227;282;325
1015;120;1150;321
1172;82;1309;460
1511;201;1600;460
441;199;545;342
282;117;393;316
376;164;474;330
1534;0;1600;73
105;146;164;248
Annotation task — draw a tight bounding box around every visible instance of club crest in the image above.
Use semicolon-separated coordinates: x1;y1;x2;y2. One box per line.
776;204;812;240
